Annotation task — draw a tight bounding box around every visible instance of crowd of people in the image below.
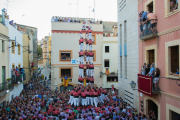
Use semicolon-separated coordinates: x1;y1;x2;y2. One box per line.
51;17;102;24
0;74;158;120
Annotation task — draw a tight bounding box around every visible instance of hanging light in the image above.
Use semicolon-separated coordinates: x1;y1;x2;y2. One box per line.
130;81;136;89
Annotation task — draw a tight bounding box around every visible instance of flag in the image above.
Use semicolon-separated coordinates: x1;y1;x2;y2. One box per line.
84;79;86;86
105;68;110;75
63;77;69;87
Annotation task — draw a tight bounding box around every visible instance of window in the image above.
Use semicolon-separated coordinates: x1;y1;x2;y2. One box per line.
18;44;20;55
18;64;21;69
170;110;180;120
170;0;178;12
105;46;109;53
2;40;4;52
104;60;109;67
60;68;72;78
12;64;15;69
12;42;15;53
120;24;122;45
124;56;127;79
120;56;122;78
92;34;96;45
107;76;118;82
147;1;153;12
170;46;179;73
59;50;72;62
124;21;127;44
165;0;179;18
2;66;5;83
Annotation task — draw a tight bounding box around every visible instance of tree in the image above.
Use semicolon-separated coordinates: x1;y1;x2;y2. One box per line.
37;45;42;57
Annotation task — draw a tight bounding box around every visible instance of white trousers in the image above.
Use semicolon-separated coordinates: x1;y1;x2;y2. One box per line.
71;96;74;105
79;33;82;38
85;56;89;62
86;44;88;51
79;56;84;64
90;57;93;64
82;98;87;106
90;97;94;106
90;69;94;76
94;97;98;107
86;34;88;39
86;69;89;76
79;44;81;51
89;33;92;39
74;98;79;106
89;44;92;51
100;95;104;103
86;97;90;105
79;69;83;77
105;95;109;101
81;43;84;51
69;96;73;104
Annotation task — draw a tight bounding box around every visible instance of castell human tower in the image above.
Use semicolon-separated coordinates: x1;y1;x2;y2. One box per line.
78;22;94;86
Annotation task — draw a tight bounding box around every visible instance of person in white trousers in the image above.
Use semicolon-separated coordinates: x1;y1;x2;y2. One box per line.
68;89;74;105
89;51;93;64
79;51;85;64
79;63;84;77
86;30;89;39
89;39;92;52
89;91;94;106
79;38;84;51
73;90;79;106
85;39;89;51
81;90;87;107
93;90;98;107
79;30;83;38
89;63;94;77
88;27;92;39
85;89;90;105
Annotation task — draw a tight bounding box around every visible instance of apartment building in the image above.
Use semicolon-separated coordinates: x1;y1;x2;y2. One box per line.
51;18;103;90
117;0;139;110
138;0;180;119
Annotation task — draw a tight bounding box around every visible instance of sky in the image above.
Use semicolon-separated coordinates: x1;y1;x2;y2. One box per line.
0;0;117;40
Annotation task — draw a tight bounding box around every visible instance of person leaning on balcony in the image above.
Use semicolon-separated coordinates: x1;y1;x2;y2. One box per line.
138;11;144;33
145;64;150;75
147;64;155;76
51;17;55;22
141;11;147;32
141;63;146;75
170;1;178;12
153;68;160;91
170;67;179;77
146;12;157;33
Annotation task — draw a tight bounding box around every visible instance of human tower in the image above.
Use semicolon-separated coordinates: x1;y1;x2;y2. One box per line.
78;23;94;85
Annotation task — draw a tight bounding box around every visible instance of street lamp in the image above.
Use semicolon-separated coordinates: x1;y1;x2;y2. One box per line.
130;81;138;90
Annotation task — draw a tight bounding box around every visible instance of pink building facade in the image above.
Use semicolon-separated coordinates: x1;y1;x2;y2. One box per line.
138;0;180;120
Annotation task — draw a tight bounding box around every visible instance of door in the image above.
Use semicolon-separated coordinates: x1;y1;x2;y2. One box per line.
171;46;179;73
148;100;158;120
149;50;154;65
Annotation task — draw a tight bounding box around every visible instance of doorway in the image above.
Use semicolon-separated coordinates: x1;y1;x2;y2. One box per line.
148;50;155;65
148;100;158;119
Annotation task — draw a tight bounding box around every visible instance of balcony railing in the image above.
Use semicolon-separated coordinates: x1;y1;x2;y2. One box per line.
139;19;158;40
11;74;24;84
138;74;159;97
0;82;8;96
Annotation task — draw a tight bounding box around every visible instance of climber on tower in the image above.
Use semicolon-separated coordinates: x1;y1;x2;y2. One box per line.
79;37;84;51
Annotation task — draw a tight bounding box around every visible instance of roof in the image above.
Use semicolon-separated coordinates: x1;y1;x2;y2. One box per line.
16;24;37;29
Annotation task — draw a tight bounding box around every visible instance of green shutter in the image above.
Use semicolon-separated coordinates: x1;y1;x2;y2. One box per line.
2;66;5;83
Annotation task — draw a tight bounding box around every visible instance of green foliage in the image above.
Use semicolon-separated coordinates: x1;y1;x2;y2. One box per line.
37;45;42;57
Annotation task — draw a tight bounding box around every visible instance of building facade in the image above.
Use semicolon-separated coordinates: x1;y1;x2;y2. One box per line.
117;0;139;110
0;23;10;107
51;20;103;90
48;36;51;67
42;36;49;67
138;0;180;119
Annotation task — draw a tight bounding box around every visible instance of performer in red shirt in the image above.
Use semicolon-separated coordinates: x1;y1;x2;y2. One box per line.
85;62;90;77
89;63;94;77
85;89;90;105
73;90;79;106
88;39;93;52
78;51;85;64
88;27;92;39
81;90;87;107
93;90;98;107
89;51;93;64
79;63;84;78
79;30;83;38
85;39;89;51
89;77;94;84
68;89;75;105
89;89;94;106
78;76;84;84
79;38;84;52
86;30;89;39
85;52;89;63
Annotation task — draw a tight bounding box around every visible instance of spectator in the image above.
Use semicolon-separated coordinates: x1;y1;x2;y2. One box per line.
9;20;13;25
51;17;55;22
141;11;147;32
147;64;155;76
145;64;150;75
153;68;160;91
141;63;146;75
170;67;179;77
114;78;117;81
139;11;144;33
55;17;58;22
170;1;178;12
147;12;157;33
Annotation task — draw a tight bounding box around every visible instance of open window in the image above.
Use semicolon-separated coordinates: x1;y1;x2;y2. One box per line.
104;59;110;67
105;46;109;53
147;1;153;13
2;40;4;52
170;46;179;73
148;50;155;65
59;50;72;62
107;76;118;82
170;0;178;12
92;34;96;45
18;44;20;55
12;42;15;54
170;110;180;120
60;68;72;78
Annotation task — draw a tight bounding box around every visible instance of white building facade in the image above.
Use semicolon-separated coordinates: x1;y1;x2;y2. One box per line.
102;37;118;88
117;0;139;110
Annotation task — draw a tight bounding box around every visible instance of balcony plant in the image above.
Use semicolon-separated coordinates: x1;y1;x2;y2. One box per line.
6;78;11;84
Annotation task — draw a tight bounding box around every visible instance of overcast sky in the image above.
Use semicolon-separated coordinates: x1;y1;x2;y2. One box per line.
0;0;117;40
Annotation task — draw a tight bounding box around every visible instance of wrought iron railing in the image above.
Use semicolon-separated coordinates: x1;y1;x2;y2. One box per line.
0;82;8;93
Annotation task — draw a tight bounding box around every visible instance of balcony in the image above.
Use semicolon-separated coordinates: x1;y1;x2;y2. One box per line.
0;82;14;96
138;74;159;97
11;74;23;84
139;19;158;41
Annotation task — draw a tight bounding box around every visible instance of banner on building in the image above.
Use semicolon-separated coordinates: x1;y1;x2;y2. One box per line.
63;77;69;87
71;59;80;64
138;74;152;97
105;68;110;75
83;79;86;86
